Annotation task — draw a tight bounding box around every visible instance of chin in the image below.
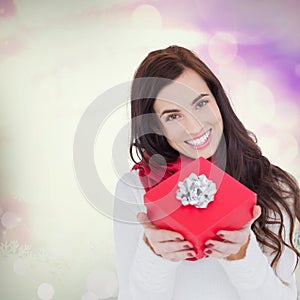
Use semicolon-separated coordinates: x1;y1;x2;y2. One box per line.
187;150;215;160
182;152;203;160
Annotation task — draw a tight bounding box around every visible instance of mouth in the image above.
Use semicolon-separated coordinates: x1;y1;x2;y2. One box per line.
185;129;212;147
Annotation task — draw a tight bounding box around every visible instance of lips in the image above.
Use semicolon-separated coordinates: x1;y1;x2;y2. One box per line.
185;129;212;146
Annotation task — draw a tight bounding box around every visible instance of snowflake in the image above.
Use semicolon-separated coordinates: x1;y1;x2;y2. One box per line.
17;244;32;258
294;231;300;252
0;240;20;257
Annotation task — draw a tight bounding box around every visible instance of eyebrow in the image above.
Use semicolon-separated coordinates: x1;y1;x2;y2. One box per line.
159;93;209;118
159;109;180;118
191;93;209;105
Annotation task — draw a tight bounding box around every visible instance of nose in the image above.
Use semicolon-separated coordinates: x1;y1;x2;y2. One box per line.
184;114;204;137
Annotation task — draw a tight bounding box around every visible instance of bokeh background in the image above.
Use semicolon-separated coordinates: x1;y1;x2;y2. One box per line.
0;0;300;299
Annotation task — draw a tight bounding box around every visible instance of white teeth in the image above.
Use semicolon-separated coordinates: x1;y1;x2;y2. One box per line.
186;130;211;146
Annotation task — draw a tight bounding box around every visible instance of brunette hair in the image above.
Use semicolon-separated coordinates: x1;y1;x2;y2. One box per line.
130;45;300;269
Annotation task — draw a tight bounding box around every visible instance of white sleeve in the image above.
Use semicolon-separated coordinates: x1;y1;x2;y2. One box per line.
113;171;181;300
218;213;298;299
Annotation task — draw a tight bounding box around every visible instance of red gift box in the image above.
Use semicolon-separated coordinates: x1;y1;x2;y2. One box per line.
144;157;257;260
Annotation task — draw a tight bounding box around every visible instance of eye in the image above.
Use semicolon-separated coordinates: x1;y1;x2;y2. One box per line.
196;100;209;109
166;113;180;122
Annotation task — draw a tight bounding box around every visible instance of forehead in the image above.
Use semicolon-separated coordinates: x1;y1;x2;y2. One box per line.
154;68;210;111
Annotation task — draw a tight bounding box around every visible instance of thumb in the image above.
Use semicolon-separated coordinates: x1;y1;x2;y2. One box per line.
244;205;261;229
137;212;156;229
252;205;262;221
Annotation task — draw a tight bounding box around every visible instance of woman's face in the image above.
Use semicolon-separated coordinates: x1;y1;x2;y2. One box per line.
153;68;224;160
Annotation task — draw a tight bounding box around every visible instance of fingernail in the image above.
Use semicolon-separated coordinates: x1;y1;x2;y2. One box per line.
187;252;195;257
205;243;214;248
176;237;183;241
183;245;192;249
218;234;224;238
205;249;212;255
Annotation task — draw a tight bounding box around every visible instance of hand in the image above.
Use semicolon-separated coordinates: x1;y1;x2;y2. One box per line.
204;205;261;260
137;212;196;262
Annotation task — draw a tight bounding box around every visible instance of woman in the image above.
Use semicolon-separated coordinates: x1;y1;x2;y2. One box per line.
114;45;300;299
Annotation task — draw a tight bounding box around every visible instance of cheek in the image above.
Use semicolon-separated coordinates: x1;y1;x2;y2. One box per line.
162;124;185;140
214;113;223;128
215;111;224;129
207;105;223;125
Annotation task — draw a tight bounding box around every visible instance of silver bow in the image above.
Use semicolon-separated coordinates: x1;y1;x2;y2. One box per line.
176;173;217;208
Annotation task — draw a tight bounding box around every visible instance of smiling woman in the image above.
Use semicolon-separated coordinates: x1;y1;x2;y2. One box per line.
113;45;300;300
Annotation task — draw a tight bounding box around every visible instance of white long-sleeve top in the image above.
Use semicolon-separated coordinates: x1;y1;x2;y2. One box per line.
113;170;298;300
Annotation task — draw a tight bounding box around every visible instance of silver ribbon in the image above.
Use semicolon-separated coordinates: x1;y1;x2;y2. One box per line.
176;173;217;208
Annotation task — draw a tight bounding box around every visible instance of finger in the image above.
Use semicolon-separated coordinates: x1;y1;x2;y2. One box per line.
146;227;185;243
205;240;240;255
252;205;262;220
243;205;262;228
155;240;194;255
215;228;249;244
137;212;157;230
204;247;227;259
162;249;197;262
137;213;185;242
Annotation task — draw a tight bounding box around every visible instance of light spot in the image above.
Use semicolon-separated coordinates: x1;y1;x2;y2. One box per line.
208;32;237;64
257;126;299;167
246;81;275;122
218;56;248;88
86;269;118;299
232;81;275;129
131;4;162;30
0;0;15;17
273;101;300;131
274;132;298;163
37;283;55;300
1;211;19;229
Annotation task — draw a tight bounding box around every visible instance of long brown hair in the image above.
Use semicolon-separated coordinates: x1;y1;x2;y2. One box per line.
130;45;300;269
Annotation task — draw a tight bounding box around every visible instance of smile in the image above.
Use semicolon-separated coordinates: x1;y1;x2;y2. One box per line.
185;129;212;146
